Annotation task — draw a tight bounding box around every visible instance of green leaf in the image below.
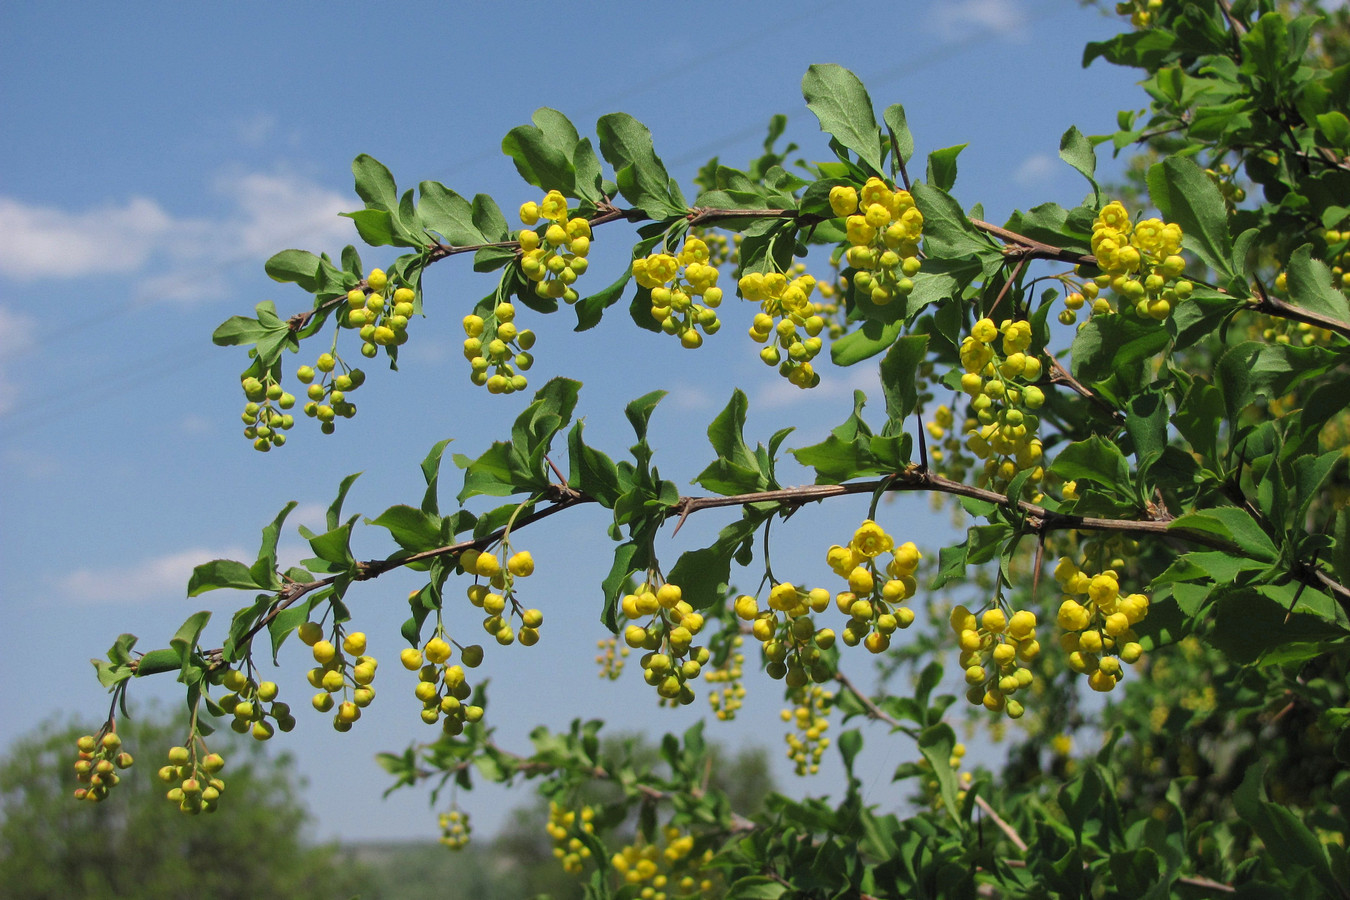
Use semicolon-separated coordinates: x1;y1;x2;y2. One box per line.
917;724;962;824
370;505;443;553
790;391;891;484
170;610;211;679
1058;125;1099;193
1125;385;1169;463
573;263;632;332
342;208;400;247
925;144;966;193
724;876;788;900
1169;507;1277;561
878;334;929;426
1215;341;1337;424
830;319;904;366
695;390;765;495
187;559;264;596
1285;244;1350;323
595;113;685;218
352;154;398;212
326;471;362;532
802;64;884;176
420;438;453;515
600;542;641;633
501;108;579;196
471;193;510;242
417;182;484;246
249;501;293;591
1147;156;1234;282
133;648;182;677
1234;761;1343;896
1315;111;1350;150
911;183;995;261
1059;767;1102;843
882;103;914;167
1210;583;1350;665
213;300;290;348
624;391;666;443
1070;313;1171;387
264;249;324;291
568;421;622;508
1050;436;1131;490
667;514;763;611
838;728;863;775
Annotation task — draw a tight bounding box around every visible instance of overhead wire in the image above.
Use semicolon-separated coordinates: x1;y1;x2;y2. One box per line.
0;1;1069;437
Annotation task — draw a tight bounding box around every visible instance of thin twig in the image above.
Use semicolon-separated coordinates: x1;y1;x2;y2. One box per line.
973;795;1028;853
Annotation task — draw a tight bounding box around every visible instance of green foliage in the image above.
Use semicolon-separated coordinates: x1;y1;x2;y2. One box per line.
0;710;368;900
81;3;1350;898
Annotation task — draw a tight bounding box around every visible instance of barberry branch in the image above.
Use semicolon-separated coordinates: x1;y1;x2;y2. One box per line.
189;461;1348;668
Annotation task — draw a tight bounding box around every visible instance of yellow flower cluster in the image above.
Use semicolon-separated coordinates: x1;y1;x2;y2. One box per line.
239;374;297;450
343;268;417;356
782;684;833;776
739;582;833;686
633;237;724;349
216;667;294;741
826;520;921;652
546;801;596;873
620;580;709;706
299;623;378;732
1054;557;1148;692
157;744;225;816
72;730;134;804
461;545;542;646
957;317;1046;493
1086;200;1191;321
594;635;628;680
1116;0;1163;29
294;353;363;438
829;177;924;305
400;629;485;735
519;190;591;303
1323;225;1350;291
739;269;825;388
704;634;746;720
439;808;471;850
610;825;715;897
462;302;536;395
950;604;1040;719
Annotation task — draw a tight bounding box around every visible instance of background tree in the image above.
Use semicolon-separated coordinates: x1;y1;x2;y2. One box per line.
0;709;371;900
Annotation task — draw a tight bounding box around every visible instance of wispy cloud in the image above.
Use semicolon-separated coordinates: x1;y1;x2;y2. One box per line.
57;546;250;605
0;305;38;416
928;0;1030;42
1013;153;1057;187
752;365;881;412
0;196;177;279
0;169;353;303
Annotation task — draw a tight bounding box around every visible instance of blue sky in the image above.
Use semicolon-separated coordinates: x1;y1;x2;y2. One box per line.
1;1;1147;845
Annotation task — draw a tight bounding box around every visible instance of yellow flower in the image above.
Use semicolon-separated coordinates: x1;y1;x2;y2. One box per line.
850;519;893;558
539;190;569;222
1095;200;1132;234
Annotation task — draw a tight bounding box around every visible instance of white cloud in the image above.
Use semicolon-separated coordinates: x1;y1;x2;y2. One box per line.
57;546;250;605
0;306;38;415
752;364;881;411
2;446;62;479
286;502;330;533
1013;153;1057;187
0;196;177;279
0;169;353;304
928;0;1030;42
